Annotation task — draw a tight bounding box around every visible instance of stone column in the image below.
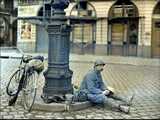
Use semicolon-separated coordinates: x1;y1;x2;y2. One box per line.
42;0;73;103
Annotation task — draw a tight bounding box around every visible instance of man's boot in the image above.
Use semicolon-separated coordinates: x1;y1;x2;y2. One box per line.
125;94;135;106
104;98;131;114
119;105;130;114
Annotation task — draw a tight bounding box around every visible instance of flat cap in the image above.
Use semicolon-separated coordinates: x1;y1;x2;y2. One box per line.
94;59;105;66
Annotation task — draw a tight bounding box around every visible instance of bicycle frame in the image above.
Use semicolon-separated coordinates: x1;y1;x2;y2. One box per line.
8;56;32;105
8;54;44;107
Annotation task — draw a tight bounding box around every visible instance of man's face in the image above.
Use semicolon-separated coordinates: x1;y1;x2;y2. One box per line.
95;64;105;72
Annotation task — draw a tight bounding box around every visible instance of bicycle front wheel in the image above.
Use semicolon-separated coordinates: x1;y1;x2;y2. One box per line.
6;69;24;96
23;71;38;112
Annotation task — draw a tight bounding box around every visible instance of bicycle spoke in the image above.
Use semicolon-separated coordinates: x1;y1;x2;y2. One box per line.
23;71;38;112
6;69;24;96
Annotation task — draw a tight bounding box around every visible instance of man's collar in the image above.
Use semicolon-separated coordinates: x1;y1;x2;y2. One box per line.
93;68;101;74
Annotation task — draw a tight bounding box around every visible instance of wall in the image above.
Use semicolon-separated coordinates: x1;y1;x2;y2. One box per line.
66;1;115;44
17;5;41;52
66;0;158;57
133;0;157;57
16;0;159;57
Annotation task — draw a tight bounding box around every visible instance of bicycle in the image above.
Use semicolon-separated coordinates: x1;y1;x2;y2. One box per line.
6;54;45;112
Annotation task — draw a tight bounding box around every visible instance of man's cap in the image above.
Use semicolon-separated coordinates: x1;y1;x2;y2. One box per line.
94;59;106;66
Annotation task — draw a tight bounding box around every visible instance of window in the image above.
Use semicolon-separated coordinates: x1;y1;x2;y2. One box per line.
0;17;8;40
37;4;51;17
71;1;96;17
124;5;135;17
76;1;87;10
127;8;134;17
114;7;123;17
155;22;160;28
0;0;4;9
45;4;51;17
110;4;137;18
154;2;160;14
129;24;138;44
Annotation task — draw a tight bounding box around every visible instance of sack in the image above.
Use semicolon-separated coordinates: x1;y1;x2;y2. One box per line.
73;90;88;102
29;59;44;72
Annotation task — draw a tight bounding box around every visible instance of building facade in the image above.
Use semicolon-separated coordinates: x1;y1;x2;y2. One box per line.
17;0;51;52
0;0;17;47
17;0;160;58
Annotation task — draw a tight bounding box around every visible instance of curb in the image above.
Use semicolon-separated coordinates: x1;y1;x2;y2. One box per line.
32;95;91;112
0;47;23;59
17;94;92;112
33;101;91;112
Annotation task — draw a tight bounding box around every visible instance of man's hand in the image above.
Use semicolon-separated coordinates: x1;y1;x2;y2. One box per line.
107;86;115;94
102;90;110;96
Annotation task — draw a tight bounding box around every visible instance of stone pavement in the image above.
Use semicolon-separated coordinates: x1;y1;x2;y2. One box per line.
0;49;160;119
26;53;160;67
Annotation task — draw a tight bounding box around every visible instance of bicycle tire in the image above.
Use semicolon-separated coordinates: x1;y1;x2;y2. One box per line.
6;69;24;96
23;71;38;112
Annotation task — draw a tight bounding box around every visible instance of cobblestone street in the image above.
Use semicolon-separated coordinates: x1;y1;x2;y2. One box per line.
0;51;160;119
0;0;160;118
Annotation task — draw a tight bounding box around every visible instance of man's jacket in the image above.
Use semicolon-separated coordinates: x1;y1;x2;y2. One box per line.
77;69;107;103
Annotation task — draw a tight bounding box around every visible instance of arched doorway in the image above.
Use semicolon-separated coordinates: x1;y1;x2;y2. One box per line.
152;1;160;58
0;16;9;46
12;8;18;47
108;0;139;56
70;0;97;54
36;4;51;52
0;0;16;47
12;19;17;46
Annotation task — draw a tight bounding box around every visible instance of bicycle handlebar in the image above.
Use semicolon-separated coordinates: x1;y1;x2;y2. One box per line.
32;56;44;62
0;54;48;62
22;55;45;63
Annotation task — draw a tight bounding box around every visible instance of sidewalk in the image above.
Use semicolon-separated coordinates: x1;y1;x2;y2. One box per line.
1;47;160;66
71;54;160;66
0;47;23;59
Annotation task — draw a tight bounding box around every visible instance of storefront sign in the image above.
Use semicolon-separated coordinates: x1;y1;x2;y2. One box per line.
18;5;41;17
18;5;41;42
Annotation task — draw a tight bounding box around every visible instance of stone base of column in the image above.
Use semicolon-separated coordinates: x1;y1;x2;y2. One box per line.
42;68;73;103
18;94;92;112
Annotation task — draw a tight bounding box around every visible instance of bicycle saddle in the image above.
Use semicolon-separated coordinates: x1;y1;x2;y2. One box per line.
23;55;32;63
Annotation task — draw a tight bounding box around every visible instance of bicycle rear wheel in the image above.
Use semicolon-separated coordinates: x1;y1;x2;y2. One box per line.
6;69;24;96
23;71;38;112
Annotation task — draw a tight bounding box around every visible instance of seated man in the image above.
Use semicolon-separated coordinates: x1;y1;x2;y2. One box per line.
77;59;134;114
